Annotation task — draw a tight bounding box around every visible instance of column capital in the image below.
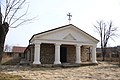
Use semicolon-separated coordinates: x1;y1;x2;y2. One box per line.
92;44;97;48
34;42;41;45
75;44;82;47
54;43;61;46
34;43;41;48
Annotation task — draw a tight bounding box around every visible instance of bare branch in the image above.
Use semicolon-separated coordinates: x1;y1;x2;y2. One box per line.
1;0;34;28
8;0;26;24
10;17;36;28
3;0;15;22
10;13;26;26
9;4;29;26
94;20;118;47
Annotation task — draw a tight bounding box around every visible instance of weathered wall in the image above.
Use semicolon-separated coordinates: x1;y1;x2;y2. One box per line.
40;43;55;64
81;46;91;62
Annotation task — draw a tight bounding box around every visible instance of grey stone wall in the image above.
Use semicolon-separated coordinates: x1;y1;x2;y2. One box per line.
81;46;91;62
40;43;55;64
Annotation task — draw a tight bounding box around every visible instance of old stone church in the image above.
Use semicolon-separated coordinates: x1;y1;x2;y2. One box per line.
24;24;99;65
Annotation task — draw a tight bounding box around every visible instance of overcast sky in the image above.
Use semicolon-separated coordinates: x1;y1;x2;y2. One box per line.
3;0;120;47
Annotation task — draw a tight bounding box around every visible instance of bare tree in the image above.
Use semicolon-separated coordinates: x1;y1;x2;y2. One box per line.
94;20;118;61
0;0;34;64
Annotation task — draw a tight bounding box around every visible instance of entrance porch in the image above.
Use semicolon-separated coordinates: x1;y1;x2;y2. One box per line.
25;43;97;65
26;24;99;67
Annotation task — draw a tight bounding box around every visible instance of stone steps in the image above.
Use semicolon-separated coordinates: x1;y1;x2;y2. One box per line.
31;62;98;68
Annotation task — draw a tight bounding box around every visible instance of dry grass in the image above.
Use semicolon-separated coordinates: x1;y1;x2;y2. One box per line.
0;72;23;80
1;55;13;64
0;61;120;80
1;54;20;65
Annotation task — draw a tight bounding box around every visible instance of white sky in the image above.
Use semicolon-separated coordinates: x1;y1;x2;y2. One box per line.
4;0;120;47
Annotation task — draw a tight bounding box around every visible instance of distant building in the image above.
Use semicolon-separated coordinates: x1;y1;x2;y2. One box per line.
96;47;119;61
4;46;26;57
12;46;26;58
2;46;26;65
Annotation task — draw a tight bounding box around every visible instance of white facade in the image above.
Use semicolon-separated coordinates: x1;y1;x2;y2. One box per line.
29;24;99;64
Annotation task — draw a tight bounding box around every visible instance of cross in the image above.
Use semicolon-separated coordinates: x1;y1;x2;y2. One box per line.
67;13;72;23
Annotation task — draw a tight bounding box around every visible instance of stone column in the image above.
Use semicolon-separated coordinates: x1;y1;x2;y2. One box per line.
54;43;61;64
91;45;97;63
27;51;30;61
30;49;33;62
33;43;41;64
31;47;34;62
75;44;82;63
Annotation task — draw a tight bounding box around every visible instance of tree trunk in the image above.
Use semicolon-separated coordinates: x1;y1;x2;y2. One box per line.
0;44;4;64
102;48;105;61
0;22;9;64
102;50;105;61
102;47;106;61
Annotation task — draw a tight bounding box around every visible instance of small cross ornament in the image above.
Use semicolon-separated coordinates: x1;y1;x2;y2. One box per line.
67;13;72;23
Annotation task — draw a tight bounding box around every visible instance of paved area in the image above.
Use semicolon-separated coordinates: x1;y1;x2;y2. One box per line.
0;61;120;80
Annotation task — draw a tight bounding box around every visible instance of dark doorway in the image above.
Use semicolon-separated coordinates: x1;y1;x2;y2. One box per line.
60;47;67;63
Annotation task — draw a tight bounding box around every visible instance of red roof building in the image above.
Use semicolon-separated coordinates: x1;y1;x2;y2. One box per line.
12;46;26;53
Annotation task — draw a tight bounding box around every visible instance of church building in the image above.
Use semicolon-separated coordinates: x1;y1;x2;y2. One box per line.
24;24;99;65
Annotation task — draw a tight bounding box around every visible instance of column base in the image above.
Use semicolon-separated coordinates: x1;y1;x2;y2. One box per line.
33;61;41;64
54;61;61;64
92;61;97;64
75;61;81;64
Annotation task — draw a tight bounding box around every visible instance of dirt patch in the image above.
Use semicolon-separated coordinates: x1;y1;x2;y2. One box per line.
0;61;120;80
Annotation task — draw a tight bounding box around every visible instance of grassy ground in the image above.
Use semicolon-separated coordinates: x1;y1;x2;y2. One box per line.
0;61;120;80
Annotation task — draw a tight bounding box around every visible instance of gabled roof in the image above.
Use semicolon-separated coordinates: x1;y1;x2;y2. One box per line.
12;46;26;53
29;24;99;42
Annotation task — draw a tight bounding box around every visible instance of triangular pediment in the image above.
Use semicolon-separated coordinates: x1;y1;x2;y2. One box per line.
63;33;76;40
30;24;99;44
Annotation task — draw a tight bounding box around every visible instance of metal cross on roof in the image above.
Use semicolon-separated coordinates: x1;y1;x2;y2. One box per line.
67;13;72;23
